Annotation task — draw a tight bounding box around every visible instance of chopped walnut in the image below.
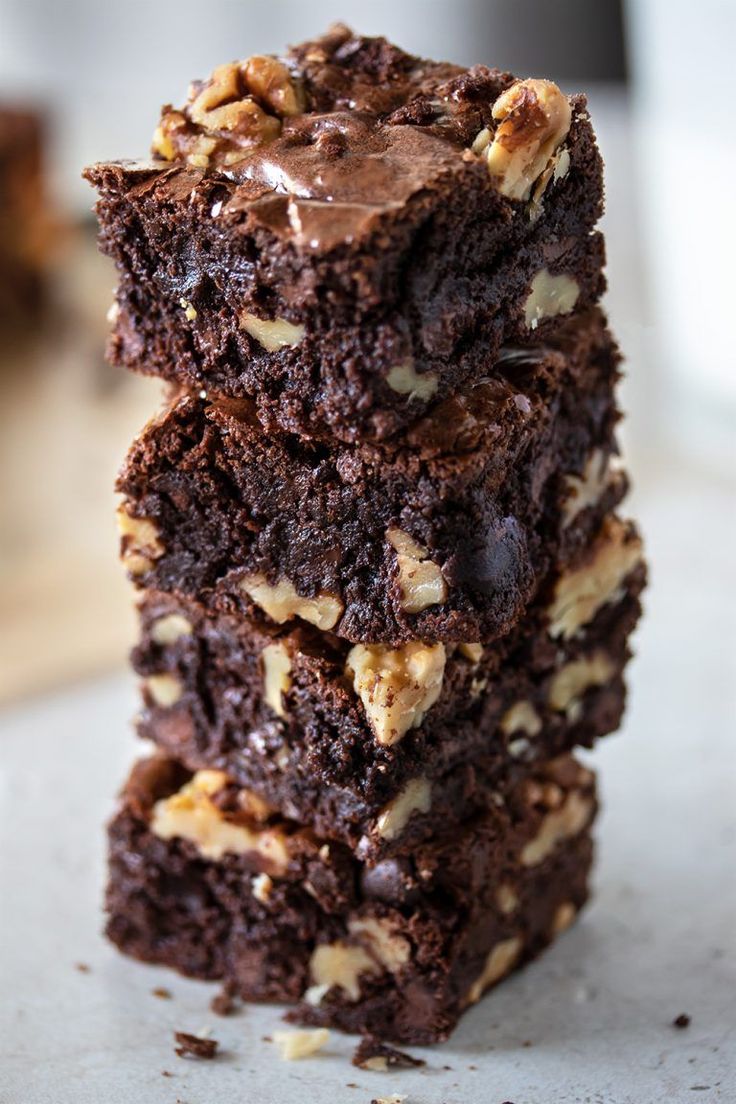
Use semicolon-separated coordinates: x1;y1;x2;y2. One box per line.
116;505;164;577
145;673;183;708
479;78;571;202
548;652;616;715
385;359;438;401
251;872;273;904
151;772;289;871
562;449;619;527
387;527;447;614
150;613;193;646
500;700;542;737
521;790;593;866
552;901;578;934
261;641;292;718
495;883;519;915
241;574;343;631
375;777;431;841
548;517;643;639
524;268;580;330
346;642;446;745
307;941;379;1002
466;937;522;1004
348;916;411;972
152;55;303;169
273;1028;329;1061
240;311;305;351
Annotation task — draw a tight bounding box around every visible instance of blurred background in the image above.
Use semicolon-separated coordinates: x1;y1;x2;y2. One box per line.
0;0;734;701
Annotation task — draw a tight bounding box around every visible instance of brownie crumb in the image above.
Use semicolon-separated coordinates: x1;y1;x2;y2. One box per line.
674;1014;692;1029
210;989;237;1016
353;1036;425;1071
74;962;91;973
174;1031;218;1060
161;1070;173;1078
152;987;172;1000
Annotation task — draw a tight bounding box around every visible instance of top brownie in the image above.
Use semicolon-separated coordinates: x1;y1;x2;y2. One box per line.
84;25;605;442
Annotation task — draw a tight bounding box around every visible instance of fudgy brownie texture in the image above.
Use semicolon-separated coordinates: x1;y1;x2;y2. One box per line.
133;525;644;857
106;753;596;1043
117;310;625;645
84;25;605;442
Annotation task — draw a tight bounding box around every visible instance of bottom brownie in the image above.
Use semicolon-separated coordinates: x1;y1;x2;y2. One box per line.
106;754;596;1043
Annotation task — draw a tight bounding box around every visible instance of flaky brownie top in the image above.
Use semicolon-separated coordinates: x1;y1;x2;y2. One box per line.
87;25;585;253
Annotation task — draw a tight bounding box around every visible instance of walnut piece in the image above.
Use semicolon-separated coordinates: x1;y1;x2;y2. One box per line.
521;789;593;866
348;916;411;972
241;574;343;631
385;359;438;401
346;642;446;745
240;311;305;351
375;778;431;841
548;651;616;716
307;941;379;1002
152;55;303;169
145;673;183;708
116;505;164;577
387;528;447;614
273;1028;329;1061
479;78;571;201
495;883;519;915
552;901;578;934
150;613;193;646
261;641;291;718
151;772;289;871
458;642;483;663
466;937;522;1005
500;700;542;737
524;268;580;330
251;872;273;904
548;516;643;639
562;449;618;527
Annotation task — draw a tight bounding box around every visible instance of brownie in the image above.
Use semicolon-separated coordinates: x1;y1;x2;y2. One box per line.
84;25;605;443
133;519;644;856
0;105;47;322
116;310;626;645
106;753;596;1043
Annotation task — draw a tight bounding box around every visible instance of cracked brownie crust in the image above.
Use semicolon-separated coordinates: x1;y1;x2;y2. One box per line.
84;26;605;443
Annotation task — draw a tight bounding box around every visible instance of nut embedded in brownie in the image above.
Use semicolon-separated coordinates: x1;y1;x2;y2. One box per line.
84;25;606;442
132;516;644;857
116;310;626;645
106;752;597;1044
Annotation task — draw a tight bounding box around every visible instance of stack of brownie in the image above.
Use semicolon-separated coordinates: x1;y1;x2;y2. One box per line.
85;26;645;1044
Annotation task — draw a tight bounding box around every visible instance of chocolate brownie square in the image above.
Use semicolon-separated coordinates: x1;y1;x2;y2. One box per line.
106;752;596;1043
133;514;644;856
84;26;605;442
116;310;625;645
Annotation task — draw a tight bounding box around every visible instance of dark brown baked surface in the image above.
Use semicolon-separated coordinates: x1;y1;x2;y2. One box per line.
133;538;644;856
106;752;596;1043
84;26;605;442
116;310;626;645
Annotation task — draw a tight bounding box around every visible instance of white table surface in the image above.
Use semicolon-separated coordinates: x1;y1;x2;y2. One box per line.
1;444;735;1104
